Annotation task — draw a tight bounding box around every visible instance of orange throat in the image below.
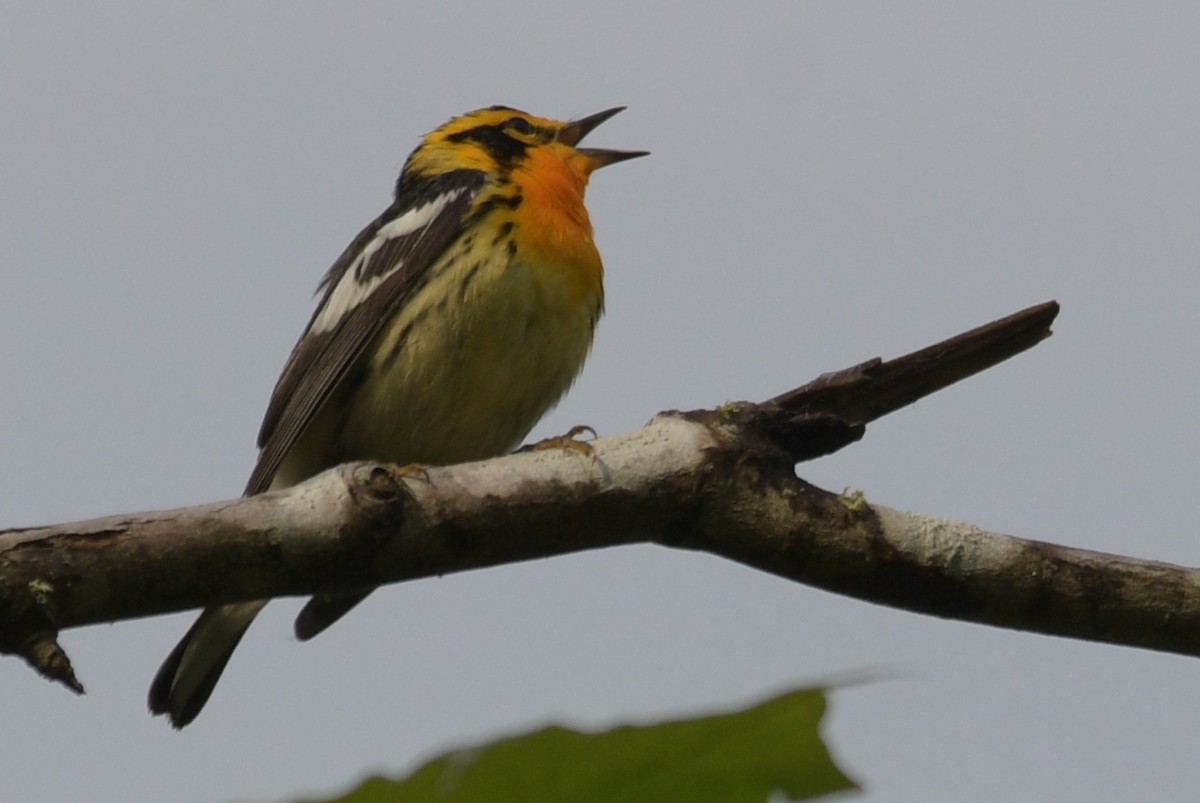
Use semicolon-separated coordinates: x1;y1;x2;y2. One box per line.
511;146;604;303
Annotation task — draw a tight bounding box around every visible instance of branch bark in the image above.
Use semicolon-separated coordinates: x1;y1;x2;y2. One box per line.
12;301;1190;696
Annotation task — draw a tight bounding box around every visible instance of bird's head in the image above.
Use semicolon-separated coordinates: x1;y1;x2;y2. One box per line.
398;106;647;191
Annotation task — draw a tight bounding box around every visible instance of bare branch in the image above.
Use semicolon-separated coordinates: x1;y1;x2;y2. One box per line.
12;300;1191;695
693;468;1200;658
0;418;713;632
18;631;85;694
770;300;1060;425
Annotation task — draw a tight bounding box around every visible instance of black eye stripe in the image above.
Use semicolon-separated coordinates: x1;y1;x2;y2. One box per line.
446;123;530;165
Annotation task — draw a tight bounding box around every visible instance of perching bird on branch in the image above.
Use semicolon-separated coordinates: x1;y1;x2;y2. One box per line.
148;106;646;727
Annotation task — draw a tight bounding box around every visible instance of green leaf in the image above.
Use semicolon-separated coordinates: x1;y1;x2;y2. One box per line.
303;687;857;803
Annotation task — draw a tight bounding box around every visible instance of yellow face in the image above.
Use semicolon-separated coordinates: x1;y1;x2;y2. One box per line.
402;106;575;179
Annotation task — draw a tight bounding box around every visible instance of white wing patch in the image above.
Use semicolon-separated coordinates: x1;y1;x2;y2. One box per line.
309;190;461;335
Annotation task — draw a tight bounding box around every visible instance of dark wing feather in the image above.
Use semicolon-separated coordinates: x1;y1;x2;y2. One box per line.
244;170;487;495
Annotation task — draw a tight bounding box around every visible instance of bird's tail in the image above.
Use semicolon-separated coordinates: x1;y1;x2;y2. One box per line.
148;600;267;728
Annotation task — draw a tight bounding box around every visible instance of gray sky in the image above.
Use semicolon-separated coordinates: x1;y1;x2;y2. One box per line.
3;3;1199;801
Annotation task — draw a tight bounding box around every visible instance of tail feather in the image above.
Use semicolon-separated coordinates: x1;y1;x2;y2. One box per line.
294;589;375;641
148;600;267;728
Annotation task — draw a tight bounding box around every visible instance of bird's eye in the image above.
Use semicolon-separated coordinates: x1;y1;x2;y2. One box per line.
504;117;536;137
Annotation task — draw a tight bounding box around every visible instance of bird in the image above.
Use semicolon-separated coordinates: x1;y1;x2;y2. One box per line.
148;105;646;727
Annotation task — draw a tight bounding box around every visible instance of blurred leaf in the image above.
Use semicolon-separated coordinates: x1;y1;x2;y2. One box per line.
299;686;857;803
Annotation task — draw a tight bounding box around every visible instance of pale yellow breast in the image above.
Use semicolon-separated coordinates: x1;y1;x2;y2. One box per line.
270;237;602;488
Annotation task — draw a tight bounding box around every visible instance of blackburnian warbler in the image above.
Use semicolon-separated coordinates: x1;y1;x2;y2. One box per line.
149;106;646;727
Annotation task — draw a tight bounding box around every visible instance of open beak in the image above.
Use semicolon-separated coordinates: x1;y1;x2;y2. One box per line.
559;107;649;169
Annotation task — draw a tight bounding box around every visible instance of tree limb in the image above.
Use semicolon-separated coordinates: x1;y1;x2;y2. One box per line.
15;300;1190;698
